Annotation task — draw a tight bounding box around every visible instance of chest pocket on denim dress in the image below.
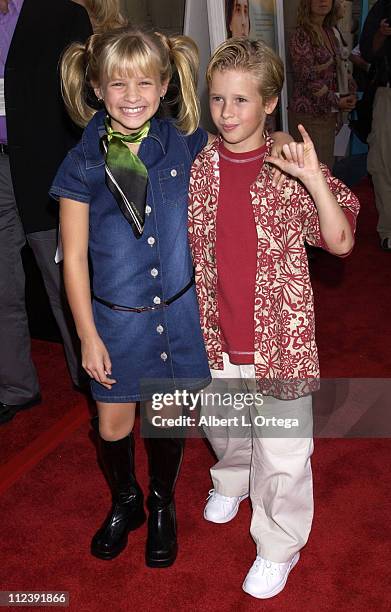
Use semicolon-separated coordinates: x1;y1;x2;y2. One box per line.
158;163;187;206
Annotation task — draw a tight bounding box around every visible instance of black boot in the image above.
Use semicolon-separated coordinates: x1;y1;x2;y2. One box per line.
91;432;146;560
145;437;184;568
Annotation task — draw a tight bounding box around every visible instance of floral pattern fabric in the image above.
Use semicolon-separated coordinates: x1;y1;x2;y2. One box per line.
289;26;354;117
188;136;360;399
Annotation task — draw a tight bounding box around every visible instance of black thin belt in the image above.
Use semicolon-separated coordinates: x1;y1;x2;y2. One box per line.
93;275;194;313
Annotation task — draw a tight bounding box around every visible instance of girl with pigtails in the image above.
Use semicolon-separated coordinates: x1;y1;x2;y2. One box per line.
51;27;212;568
50;27;291;568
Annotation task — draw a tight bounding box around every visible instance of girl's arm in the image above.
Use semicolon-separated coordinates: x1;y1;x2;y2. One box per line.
266;125;355;256
270;131;294;153
60;198;116;389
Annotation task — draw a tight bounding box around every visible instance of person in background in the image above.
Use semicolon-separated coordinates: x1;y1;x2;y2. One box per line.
360;0;391;251
332;0;357;128
289;0;357;169
0;0;92;426
72;0;126;33
333;0;353;94
226;0;250;38
350;44;371;91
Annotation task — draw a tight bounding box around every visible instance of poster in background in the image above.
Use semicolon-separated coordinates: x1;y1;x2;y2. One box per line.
210;0;277;52
208;0;288;130
248;0;276;50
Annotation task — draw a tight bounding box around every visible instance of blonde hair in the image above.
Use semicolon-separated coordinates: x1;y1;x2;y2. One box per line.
73;0;127;34
61;27;200;134
297;0;339;46
206;37;284;103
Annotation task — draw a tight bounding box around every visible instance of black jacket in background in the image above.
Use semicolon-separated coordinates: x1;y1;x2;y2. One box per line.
360;0;391;85
4;0;92;233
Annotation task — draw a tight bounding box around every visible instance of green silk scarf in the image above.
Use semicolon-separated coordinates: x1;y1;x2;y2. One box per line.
101;117;150;238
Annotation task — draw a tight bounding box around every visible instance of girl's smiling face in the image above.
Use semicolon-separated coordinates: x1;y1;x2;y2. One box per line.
95;71;168;134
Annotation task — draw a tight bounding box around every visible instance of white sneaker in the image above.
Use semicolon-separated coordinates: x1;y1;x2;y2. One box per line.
242;552;300;599
203;489;248;523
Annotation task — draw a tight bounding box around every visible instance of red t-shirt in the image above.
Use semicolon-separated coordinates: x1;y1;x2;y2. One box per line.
216;141;267;365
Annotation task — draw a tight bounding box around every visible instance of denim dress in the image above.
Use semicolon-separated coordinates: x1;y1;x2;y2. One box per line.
50;111;211;402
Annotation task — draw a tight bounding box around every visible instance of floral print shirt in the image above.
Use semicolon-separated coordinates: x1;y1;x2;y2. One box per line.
188;136;360;399
289;26;352;116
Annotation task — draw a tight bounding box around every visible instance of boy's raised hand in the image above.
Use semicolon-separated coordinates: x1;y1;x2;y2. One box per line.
266;124;321;184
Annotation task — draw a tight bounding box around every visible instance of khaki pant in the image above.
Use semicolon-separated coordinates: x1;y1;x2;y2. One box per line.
202;352;314;563
289;110;337;170
367;87;391;240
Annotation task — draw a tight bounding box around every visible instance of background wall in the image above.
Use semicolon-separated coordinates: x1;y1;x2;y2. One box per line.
121;0;185;35
121;0;362;112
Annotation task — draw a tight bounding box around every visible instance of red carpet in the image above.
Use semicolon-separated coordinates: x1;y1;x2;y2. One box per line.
312;178;391;378
0;178;390;611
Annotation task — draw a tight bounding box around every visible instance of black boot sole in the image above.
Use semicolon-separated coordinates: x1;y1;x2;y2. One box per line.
91;510;146;560
145;543;178;568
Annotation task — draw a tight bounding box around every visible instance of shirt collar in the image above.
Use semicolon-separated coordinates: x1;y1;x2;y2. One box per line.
203;133;276;186
206;133;274;158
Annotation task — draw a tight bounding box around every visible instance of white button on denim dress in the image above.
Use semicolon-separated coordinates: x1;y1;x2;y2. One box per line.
50;111;211;402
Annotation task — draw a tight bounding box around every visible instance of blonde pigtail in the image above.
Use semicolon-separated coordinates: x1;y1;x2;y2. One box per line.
60;38;97;128
166;35;201;135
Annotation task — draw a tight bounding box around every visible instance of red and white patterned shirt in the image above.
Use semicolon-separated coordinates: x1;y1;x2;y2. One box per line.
188;135;360;399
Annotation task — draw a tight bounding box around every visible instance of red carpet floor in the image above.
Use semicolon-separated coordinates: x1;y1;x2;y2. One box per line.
0;178;390;611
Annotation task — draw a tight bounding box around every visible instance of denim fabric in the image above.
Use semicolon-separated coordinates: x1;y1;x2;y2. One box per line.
50;111;211;401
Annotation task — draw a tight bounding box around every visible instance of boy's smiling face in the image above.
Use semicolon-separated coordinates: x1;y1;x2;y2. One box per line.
209;69;278;153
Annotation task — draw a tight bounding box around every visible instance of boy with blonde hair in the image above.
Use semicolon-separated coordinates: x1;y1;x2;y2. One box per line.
189;38;359;599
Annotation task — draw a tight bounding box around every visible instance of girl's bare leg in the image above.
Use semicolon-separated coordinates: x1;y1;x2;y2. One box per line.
96;401;137;440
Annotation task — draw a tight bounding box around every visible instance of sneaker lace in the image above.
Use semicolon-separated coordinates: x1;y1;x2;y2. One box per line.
206;489;232;503
252;557;281;577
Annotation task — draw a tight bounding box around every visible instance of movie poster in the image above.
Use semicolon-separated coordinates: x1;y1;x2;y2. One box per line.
225;0;276;51
207;0;288;129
